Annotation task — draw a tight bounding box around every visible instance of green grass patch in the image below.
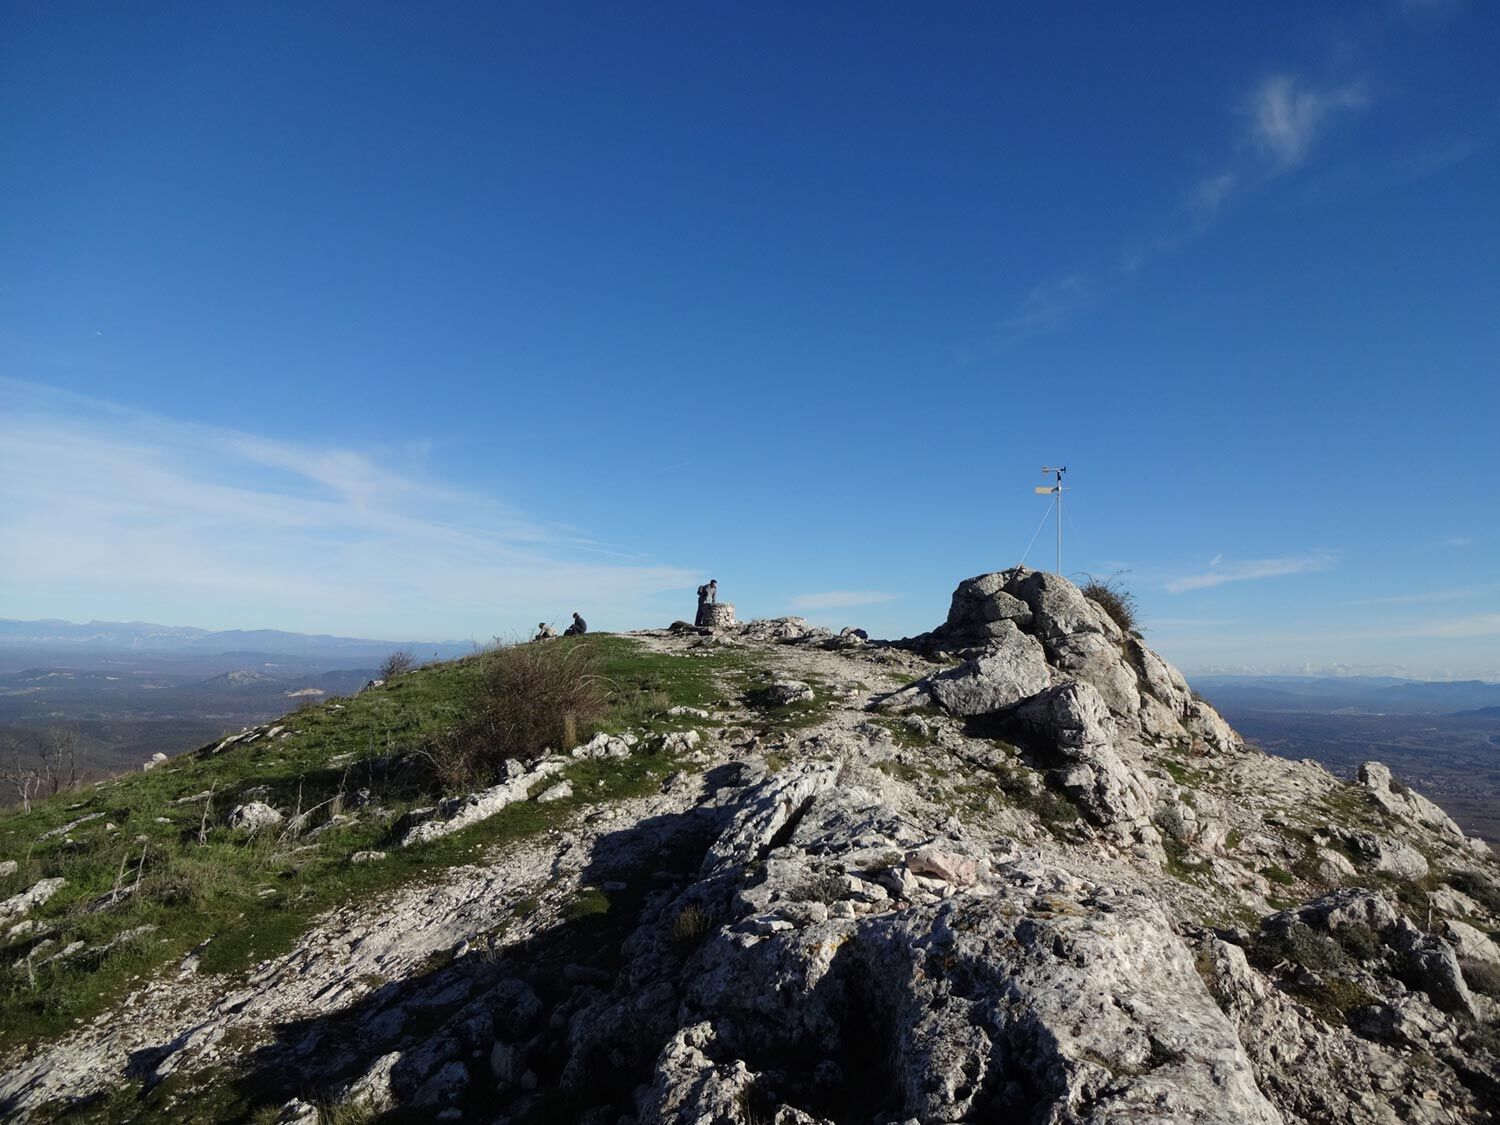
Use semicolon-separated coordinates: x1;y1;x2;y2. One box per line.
992;768;1080;833
875;760;923;783
562;885;611;921
0;635;711;1054
1156;754;1213;789
740;678;829;736
1163;837;1205;882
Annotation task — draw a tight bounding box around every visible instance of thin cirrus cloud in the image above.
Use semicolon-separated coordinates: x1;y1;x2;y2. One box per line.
1007;69;1371;334
1164;551;1338;593
789;591;897;610
1247;74;1368;168
0;378;696;637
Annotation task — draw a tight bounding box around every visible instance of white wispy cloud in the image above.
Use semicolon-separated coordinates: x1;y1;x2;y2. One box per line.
1165;551;1337;592
1247;74;1368;168
1440;535;1474;548
1007;67;1372;333
1188;173;1238;231
0;379;695;637
789;591;897;610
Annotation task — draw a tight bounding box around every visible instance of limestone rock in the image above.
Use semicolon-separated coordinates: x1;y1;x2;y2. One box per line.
226;802;283;834
1442;918;1500;970
403;758;568;846
1013;681;1157;834
1358;762;1466;839
738;617;812;642
923;623;1050;716
1047;628;1142;719
904;849;977;886
1004;567;1103;645
942;571;1034;638
1390;918;1475;1016
1315;847;1358;883
660;729;702;755
1337;828;1431;881
0;877;66;922
574;732;634;759
766;680;814;705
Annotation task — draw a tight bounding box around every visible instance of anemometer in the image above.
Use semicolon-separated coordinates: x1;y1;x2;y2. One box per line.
1028;466;1068;574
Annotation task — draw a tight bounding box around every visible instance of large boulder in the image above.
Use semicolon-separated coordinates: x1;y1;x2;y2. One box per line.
1003;568;1103;646
1005;569;1142;720
1130;638;1193;716
942;572;1034;639
1012;681;1157;834
1358;762;1466;840
1047;629;1141;718
226;802;284;834
1442;918;1500;972
925;623;1051;716
1390;918;1475;1016
1336;828;1431;881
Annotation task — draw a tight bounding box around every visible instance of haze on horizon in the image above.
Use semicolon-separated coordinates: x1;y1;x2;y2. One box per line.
1;3;1496;679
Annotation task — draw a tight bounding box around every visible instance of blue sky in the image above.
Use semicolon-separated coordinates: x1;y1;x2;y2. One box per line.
1;2;1497;676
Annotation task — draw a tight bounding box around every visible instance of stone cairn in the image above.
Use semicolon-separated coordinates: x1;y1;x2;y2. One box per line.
701;602;736;630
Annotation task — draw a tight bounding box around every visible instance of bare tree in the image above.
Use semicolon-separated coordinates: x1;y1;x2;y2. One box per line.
37;726;82;797
0;727;84;809
380;650;417;680
0;731;39;812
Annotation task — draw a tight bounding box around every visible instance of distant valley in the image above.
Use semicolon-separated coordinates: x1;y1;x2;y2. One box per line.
0;617;478;783
1194;674;1500;841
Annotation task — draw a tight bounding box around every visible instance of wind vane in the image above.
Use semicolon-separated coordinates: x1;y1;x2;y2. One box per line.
1034;466;1068;574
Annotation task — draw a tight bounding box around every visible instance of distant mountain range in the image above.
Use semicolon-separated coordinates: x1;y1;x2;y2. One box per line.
0;617;475;663
1191;674;1500;715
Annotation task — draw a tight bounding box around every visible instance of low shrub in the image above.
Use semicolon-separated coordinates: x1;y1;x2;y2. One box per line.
1079;573;1139;634
1446;870;1500;914
670;903;713;949
1154;803;1192;843
419;642;607;788
1250;921;1350;975
1332;921;1383;961
1460;957;1500;1000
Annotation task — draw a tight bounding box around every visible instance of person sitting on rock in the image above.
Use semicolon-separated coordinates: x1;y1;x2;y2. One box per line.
533;622;557;641
563;612;587;636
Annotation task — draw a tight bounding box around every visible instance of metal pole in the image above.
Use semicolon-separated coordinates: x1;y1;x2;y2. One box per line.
1056;471;1062;575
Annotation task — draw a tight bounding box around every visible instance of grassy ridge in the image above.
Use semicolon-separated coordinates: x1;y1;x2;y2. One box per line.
0;635;753;1054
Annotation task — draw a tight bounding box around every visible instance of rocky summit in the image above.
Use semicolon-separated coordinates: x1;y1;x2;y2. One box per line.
3;568;1499;1123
